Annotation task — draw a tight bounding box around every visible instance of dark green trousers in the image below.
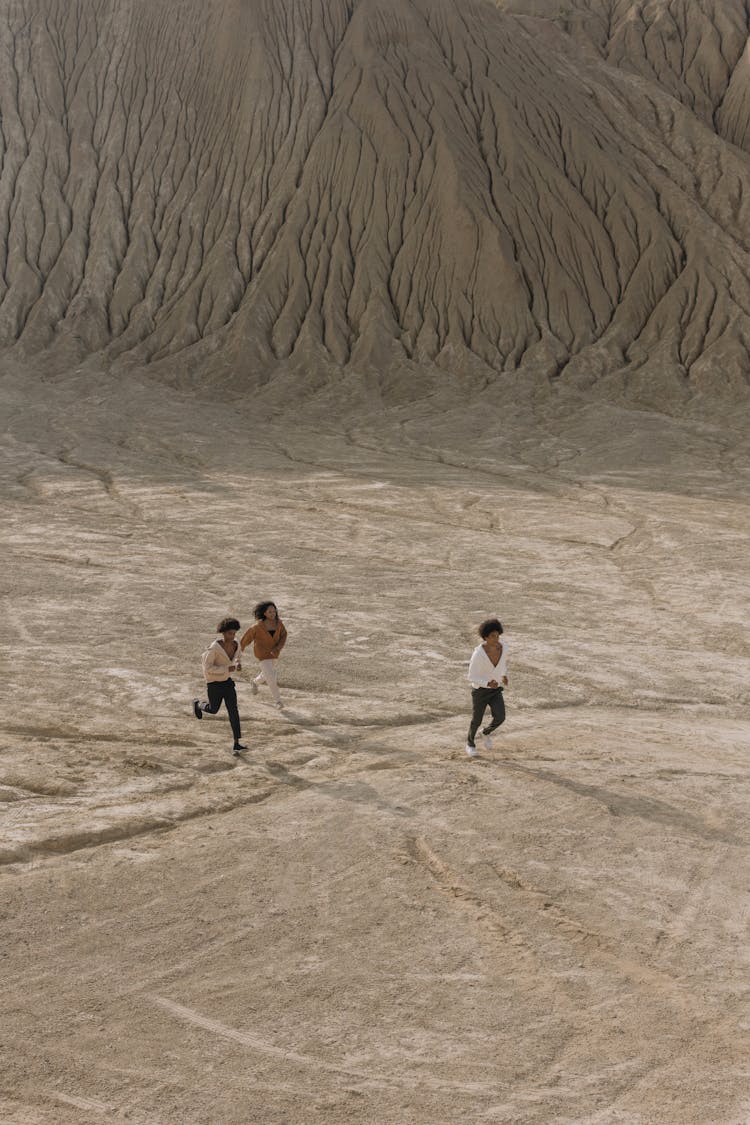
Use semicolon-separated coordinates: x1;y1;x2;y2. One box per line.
467;687;505;747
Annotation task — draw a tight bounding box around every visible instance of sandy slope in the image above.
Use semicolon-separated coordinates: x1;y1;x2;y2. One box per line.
0;0;749;399
1;363;749;1122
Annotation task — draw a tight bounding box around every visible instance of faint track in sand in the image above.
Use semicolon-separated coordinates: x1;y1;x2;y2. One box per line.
495;760;744;845
404;832;750;1055
151;995;510;1095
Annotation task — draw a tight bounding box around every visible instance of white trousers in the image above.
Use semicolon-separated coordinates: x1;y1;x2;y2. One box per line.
255;659;281;702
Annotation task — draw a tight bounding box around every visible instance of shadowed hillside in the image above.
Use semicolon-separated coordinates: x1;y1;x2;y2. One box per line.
1;0;749;398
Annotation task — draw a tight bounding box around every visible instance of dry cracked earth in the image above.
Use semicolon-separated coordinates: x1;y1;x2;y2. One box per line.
1;1;750;1123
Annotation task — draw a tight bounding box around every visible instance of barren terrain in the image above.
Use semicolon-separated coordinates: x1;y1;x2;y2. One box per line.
2;362;749;1123
1;0;750;398
2;0;750;1122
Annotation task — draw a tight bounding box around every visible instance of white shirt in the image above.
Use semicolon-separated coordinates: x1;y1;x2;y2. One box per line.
467;640;508;688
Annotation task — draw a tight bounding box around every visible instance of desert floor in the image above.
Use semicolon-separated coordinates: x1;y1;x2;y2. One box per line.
1;363;749;1124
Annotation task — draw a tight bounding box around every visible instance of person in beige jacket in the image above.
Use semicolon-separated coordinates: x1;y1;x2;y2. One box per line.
193;617;247;755
240;601;287;708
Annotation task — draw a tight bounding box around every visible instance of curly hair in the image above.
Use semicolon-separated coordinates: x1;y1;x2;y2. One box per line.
478;618;503;639
253;601;278;620
217;616;241;633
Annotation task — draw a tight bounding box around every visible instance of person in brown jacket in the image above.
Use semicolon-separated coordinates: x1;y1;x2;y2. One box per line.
240;601;288;708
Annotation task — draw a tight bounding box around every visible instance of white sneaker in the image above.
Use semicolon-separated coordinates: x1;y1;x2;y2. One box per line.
250;681;259;695
465;744;477;757
482;733;494;751
274;701;284;709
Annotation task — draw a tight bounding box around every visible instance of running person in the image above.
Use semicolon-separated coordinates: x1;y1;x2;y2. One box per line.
240;601;287;708
466;618;508;757
193;617;248;756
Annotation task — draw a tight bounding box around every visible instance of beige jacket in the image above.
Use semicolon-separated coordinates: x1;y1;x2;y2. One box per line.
202;638;241;683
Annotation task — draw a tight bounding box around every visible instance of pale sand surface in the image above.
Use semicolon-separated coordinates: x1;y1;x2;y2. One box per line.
1;364;749;1123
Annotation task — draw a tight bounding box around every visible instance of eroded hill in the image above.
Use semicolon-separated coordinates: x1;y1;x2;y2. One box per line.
0;0;749;400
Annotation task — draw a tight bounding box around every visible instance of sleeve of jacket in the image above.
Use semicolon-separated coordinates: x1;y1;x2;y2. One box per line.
202;645;220;678
240;624;256;651
275;623;288;652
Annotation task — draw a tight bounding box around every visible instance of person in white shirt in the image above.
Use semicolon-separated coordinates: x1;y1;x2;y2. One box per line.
193;617;248;756
466;618;508;757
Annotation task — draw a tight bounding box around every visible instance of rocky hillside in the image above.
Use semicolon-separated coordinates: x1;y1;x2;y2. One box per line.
1;0;749;396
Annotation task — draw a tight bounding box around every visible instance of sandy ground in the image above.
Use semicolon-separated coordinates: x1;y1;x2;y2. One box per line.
1;362;749;1123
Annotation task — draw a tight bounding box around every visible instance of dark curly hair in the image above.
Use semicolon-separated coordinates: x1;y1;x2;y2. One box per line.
478;618;503;638
254;601;278;620
217;616;241;633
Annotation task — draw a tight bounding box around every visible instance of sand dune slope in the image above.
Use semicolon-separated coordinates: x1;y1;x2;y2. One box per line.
0;0;749;398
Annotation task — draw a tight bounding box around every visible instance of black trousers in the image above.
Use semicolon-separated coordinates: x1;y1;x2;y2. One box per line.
201;678;241;741
467;687;505;747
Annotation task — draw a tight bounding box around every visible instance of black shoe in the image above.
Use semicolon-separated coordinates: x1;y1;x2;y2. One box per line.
232;742;248;756
193;700;203;720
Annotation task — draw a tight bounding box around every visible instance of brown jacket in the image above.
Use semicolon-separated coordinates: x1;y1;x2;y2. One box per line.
240;619;287;660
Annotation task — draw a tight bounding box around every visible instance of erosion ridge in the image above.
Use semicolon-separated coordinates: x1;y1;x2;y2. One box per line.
504;0;750;150
0;0;749;402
